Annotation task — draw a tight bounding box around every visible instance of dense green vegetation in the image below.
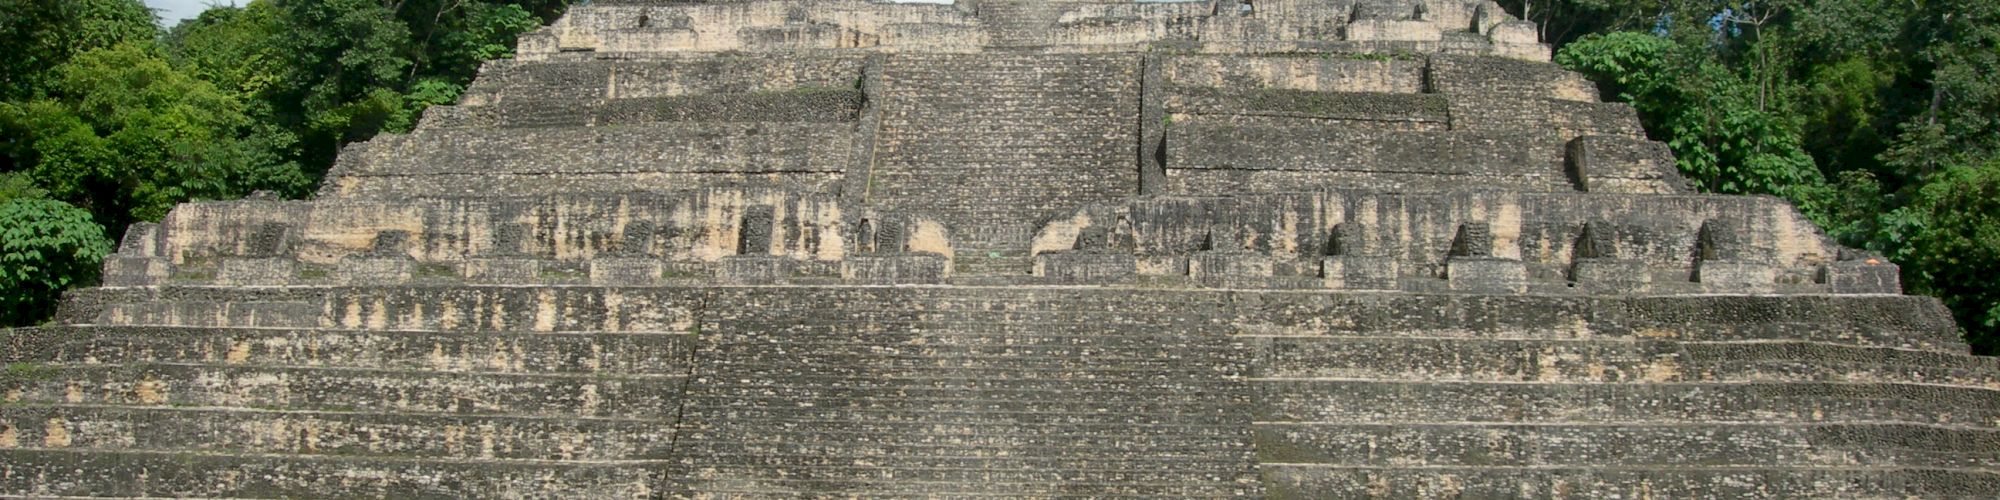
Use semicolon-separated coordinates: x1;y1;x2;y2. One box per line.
1506;0;2000;352
2;0;1998;354
0;0;569;325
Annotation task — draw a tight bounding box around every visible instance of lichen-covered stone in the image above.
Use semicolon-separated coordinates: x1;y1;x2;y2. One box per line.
8;1;1996;498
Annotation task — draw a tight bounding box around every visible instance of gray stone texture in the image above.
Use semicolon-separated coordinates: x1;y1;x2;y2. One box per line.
7;1;1995;498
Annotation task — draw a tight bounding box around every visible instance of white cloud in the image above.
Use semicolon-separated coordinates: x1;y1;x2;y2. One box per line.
145;0;238;26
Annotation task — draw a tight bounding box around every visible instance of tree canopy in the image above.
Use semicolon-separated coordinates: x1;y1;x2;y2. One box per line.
1530;0;2000;351
0;0;567;327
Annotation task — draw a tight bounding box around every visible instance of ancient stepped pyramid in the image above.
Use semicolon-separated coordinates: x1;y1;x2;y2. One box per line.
5;0;2000;498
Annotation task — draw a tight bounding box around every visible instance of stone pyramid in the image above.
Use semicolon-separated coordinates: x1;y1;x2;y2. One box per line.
7;0;2000;497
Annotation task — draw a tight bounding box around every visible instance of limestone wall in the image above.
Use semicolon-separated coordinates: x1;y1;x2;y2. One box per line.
1153;53;1678;196
516;0;1550;60
151;191;851;265
1030;191;1858;293
460;55;868;104
865;53;1143;248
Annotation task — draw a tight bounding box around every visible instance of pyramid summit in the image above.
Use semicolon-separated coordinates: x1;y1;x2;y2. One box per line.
6;0;1999;497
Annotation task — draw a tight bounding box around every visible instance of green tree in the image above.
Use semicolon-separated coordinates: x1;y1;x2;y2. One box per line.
0;43;309;228
1881;159;2000;352
0;198;112;326
1557;31;1827;218
0;0;157;101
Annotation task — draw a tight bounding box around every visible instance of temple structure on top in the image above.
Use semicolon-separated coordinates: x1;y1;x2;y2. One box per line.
3;1;1994;498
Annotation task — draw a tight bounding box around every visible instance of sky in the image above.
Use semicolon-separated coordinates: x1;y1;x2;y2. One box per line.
145;0;230;26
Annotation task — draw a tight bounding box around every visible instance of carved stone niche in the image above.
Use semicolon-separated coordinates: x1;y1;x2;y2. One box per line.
489;223;533;257
856;218;879;253
615;221;656;257
1692;219;1775;293
1446;222;1526;293
1188;228;1278;288
370;230;414;258
1322;223;1398;291
1568;221;1651;294
244;223;295;258
738;206;776;256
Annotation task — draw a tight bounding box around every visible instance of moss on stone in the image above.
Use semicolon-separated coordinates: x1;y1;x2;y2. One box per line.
4;362;52;381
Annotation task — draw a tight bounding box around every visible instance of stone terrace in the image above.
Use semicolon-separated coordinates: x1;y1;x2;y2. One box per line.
5;0;1999;498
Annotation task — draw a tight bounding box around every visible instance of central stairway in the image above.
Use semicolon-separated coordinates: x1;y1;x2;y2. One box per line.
667;288;1264;497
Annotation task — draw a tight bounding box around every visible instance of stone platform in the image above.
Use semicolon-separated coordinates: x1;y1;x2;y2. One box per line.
5;0;1998;498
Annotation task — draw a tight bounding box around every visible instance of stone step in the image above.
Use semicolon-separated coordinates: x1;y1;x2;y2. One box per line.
701;339;1247;358
57;289;1969;355
1254;380;2000;427
699;335;1250;356
425;89;865;129
9;326;696;377
1259;464;2000;499
2;363;687;419
951;253;1035;276
1249;337;2000;384
677;415;1251;434
0;448;660;498
665;474;1257;498
670;451;1251;474
673;427;1251;454
1255;422;2000;469
679;405;1250;427
656;462;1248;494
0;404;675;462
684;374;1254;395
693;353;1246;375
680;405;1248;428
462;56;868;103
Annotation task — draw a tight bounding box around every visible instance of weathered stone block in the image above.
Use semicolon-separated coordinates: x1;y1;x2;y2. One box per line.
845;253;950;285
1190;251;1274;277
464;258;543;284
100;256;170;287
118;222;161;257
718;255;792;285
216;259;298;286
1487;20;1539;45
590;259;665;286
1344;20;1442;42
1568;135;1684;194
339;258;414;285
1322;256;1399;290
1570;258;1652;294
1191;251;1277;288
1823;260;1901;294
1447;257;1528;293
1694;260;1777;294
223;302;320;328
1035;252;1138;284
1450;223;1496;257
369;230;414;257
244;223;295;258
1329;223;1373;257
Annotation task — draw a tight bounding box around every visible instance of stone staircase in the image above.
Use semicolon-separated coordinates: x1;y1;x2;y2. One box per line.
1241;293;2000;498
0;323;694;497
666;288;1264;497
10;288;2000;497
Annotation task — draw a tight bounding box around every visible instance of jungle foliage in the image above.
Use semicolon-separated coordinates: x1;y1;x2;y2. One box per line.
1517;0;2000;351
0;0;570;326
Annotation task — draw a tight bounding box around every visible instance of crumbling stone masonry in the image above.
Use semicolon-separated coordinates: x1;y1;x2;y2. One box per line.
6;0;1999;498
